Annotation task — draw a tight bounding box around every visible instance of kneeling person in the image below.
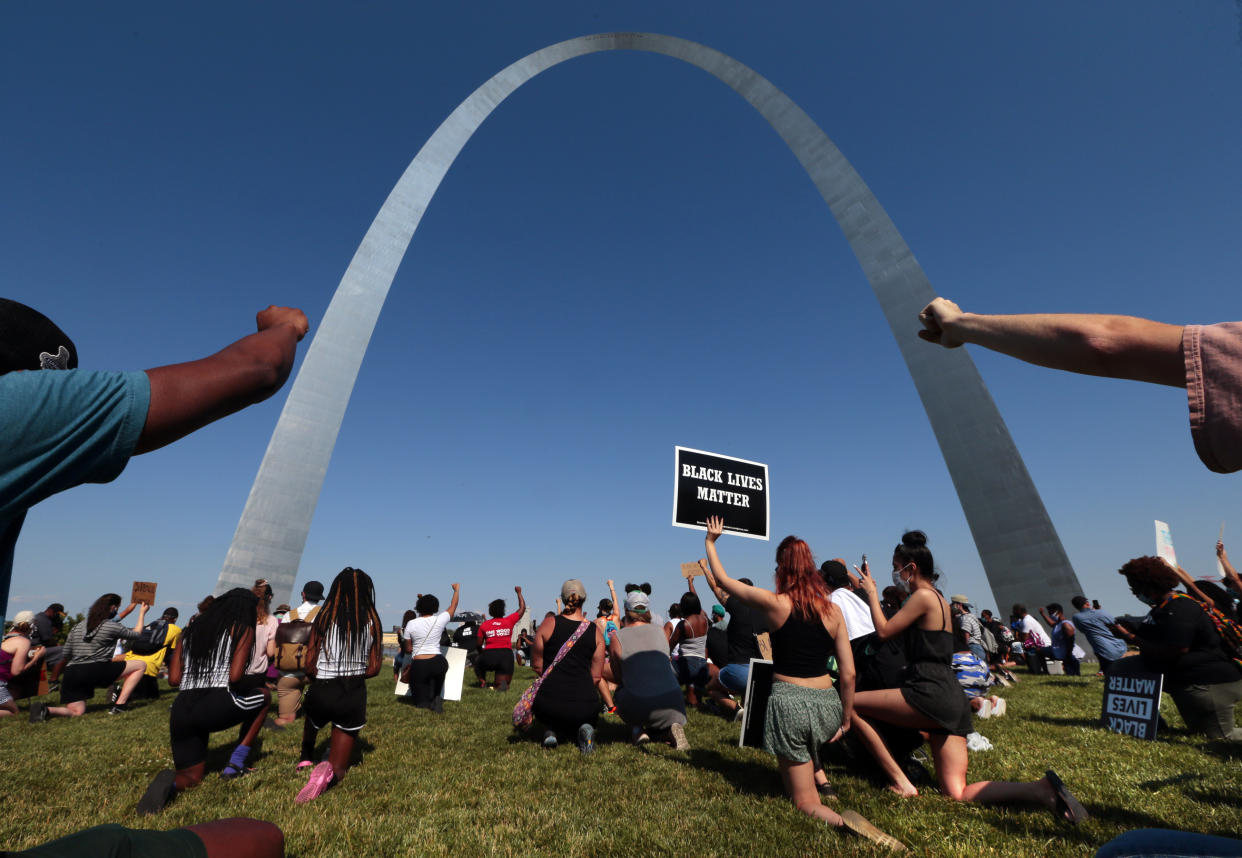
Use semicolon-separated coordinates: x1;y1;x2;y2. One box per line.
296;567;383;803
610;590;689;749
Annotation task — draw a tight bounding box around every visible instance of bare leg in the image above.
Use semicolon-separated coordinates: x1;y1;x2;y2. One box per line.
849;713;919;796
777;757;844;825
45;700;87;718
187;818;285;858
113;661;149;705
0;700;17;717
327;727;355;781
596;677;615;711
175;762;207;791
706;674;738;715
929;734;1060;809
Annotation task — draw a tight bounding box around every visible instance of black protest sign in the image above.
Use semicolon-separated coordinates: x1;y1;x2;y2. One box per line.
1099;656;1163;740
672;447;769;540
738;658;775;749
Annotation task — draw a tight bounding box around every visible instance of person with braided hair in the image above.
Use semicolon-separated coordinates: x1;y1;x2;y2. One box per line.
295;567;383;803
136;588;272;815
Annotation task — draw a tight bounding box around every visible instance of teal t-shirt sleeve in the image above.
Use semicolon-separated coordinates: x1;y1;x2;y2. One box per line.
0;369;150;518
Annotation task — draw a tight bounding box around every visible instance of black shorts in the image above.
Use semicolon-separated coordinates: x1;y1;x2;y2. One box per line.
304;676;368;733
60;661;126;705
475;648;514;676
170;687;268;769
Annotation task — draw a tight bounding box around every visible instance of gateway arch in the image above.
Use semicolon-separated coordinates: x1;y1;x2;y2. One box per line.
217;32;1083;617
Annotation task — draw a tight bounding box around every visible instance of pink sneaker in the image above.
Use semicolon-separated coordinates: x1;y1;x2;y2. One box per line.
295;762;335;804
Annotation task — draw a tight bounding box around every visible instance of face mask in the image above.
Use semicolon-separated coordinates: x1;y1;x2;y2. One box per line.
891;564;913;593
108;608;118;619
1135;593;1159;607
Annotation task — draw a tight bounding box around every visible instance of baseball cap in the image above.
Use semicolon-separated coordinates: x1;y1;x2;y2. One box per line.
0;299;78;375
624;590;650;613
302;581;324;601
561;579;587;603
711;604;725;618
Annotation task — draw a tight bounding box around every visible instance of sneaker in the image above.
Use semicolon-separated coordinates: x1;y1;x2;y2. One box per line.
496;679;509;692
976;698;993;719
108;703;130;715
732;705;745;723
137;769;177;815
295;761;336;804
107;684;120;705
990;696;1007;718
669;722;690;751
542;730;558;749
577;723;595;755
28;702;47;723
632;727;650;745
296;760;315;771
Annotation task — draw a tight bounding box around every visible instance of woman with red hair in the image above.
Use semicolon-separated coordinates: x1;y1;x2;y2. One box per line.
702;516;902;849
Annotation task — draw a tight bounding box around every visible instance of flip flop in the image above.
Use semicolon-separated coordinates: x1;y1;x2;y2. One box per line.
816;781;839;800
1045;769;1088;824
296;760;315;770
840;810;908;852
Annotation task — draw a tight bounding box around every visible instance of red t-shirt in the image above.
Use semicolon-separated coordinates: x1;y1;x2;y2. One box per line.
479;611;523;650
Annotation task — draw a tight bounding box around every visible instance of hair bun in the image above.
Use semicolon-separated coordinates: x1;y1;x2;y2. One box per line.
901;530;928;549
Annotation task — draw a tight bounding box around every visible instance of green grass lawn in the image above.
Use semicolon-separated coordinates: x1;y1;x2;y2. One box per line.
2;669;1239;857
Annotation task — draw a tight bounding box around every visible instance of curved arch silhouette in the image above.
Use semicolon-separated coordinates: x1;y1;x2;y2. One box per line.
217;32;1082;616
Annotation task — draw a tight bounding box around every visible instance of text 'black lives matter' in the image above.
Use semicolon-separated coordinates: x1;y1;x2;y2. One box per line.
672;446;769;541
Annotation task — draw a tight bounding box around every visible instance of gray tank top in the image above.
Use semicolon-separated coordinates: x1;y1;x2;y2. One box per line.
617;623;679;696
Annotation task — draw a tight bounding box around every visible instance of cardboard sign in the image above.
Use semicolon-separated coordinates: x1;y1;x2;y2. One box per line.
672;447;770;541
1100;656;1163;740
1154;520;1177;569
681;562;703;580
131;581;157;606
738;658;774;748
442;646;467;702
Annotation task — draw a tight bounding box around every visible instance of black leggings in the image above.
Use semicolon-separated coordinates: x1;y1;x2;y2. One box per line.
407;656;447;709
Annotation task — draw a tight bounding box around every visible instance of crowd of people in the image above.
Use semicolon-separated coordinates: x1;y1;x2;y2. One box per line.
5;294;1242;857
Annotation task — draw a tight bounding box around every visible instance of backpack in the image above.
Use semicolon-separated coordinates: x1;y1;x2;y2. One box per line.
1170;593;1242;671
979;623;999;656
129;617;170;656
274;606;320;672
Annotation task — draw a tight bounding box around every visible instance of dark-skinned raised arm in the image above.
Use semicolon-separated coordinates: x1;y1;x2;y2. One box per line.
137;305;309;454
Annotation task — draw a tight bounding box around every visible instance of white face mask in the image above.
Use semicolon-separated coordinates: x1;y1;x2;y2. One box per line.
891;563;914;592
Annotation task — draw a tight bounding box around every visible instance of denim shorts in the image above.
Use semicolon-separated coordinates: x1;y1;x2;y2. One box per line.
677;656;709;689
717;662;749;694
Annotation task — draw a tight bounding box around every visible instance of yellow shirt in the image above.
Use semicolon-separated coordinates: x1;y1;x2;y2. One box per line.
124;623;182;677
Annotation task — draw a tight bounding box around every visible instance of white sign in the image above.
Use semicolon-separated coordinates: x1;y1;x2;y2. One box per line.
442;646;468;702
1154;520;1177;569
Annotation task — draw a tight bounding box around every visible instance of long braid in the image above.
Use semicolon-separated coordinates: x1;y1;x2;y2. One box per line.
313;567;379;669
181;588;258;684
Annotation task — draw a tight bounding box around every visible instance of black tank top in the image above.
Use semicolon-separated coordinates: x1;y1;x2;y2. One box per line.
769;607;834;678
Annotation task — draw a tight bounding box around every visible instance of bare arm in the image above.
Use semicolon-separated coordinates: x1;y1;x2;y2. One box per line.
137;305;309;454
856;564;932;641
703;516;781;613
589;625;605;684
116;601;138;623
830;609;854;734
446;583;461;620
606;580;619;622
1218;541;1242;595
229;628;256;684
608;633;624;685
531;616;555;675
168;639;182;687
698;558;729;605
8;639;32;675
365;618;383;678
918;298;1185;387
1038;606;1055;628
514;586;526;619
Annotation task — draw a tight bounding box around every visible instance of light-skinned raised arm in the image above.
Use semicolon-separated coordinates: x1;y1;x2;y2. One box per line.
918;298;1185;387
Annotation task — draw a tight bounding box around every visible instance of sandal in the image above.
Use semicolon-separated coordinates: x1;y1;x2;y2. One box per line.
816;781;839;800
840;810;908;852
1046;769;1088;824
296;760;315;770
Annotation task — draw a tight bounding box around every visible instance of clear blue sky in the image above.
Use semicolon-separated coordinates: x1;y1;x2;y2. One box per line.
3;2;1240;629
